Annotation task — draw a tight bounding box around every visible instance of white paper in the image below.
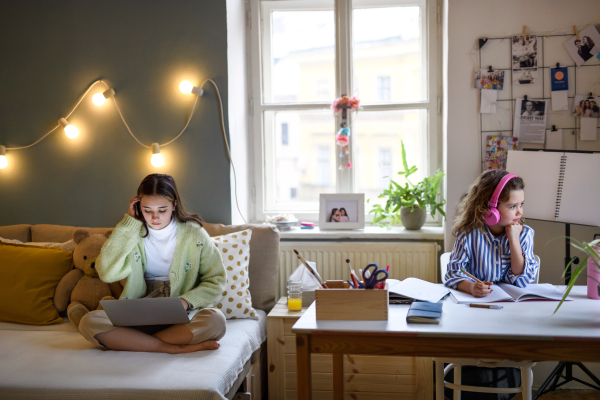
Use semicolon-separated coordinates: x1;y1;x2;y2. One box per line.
387;278;449;303
448;286;513;304
480;89;497;113
449;284;572;304
498;283;571;302
580;117;598;141
551;90;569;111
558;153;600;226
506;150;563;221
513;98;548;142
545;129;563;150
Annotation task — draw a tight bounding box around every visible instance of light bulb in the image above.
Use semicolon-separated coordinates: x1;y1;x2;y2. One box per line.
58;118;78;139
92;88;115;106
180;81;193;94
64;125;79;139
0;146;7;169
180;81;204;96
151;143;164;167
92;93;106;106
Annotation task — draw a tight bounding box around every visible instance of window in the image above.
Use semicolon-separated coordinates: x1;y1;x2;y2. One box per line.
250;0;440;223
281;123;289;146
377;76;391;102
317;146;331;186
379;148;392;190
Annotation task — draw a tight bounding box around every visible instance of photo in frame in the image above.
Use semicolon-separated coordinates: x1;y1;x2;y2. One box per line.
319;193;365;230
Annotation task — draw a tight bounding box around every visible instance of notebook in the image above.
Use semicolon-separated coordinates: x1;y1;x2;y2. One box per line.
387;278;449;304
100;297;199;326
448;283;572;304
506;151;600;226
406;301;443;324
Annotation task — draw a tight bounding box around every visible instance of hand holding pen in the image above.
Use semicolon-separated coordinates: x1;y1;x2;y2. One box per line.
461;268;493;298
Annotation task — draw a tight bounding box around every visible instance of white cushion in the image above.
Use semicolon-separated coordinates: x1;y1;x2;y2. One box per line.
212;229;258;320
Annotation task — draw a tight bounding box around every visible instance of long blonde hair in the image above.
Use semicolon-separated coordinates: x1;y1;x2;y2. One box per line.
452;170;524;237
136;174;205;237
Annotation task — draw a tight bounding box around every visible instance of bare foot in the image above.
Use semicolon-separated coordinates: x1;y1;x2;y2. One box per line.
169;340;220;354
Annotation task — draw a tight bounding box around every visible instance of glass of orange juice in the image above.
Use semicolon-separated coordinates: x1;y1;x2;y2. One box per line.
287;279;303;312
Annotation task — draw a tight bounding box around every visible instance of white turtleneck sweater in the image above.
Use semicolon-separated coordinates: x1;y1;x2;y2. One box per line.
144;218;178;280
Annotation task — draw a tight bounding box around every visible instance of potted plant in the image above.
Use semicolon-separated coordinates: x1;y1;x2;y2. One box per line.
555;237;600;313
368;141;445;230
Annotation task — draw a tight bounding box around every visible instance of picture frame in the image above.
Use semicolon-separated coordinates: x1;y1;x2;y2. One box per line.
319;193;365;230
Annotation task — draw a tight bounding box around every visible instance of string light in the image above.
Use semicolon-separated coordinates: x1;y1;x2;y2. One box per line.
179;80;204;96
58;118;78;139
150;143;164;167
92;88;115;106
0;77;246;222
0;146;7;169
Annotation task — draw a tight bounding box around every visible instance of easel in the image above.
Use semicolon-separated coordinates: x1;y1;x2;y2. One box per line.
530;223;600;399
518;149;600;397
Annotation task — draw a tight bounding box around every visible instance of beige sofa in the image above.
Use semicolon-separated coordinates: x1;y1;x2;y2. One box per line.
0;222;280;400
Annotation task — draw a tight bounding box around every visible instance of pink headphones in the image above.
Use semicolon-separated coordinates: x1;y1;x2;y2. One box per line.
483;173;517;226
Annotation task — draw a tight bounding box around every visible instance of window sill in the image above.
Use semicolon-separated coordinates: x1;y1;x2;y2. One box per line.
277;225;444;241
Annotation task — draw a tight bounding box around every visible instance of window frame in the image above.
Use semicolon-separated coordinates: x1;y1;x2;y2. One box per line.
249;0;442;224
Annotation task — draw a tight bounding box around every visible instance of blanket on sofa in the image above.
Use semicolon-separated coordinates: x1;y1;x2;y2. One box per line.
0;310;266;400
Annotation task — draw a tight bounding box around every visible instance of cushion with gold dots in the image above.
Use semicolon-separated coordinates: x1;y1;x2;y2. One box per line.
212;229;257;320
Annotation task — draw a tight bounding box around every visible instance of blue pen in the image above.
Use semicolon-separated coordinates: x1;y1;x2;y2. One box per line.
347;279;356;289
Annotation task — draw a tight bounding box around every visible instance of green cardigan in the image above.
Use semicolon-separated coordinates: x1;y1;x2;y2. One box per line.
96;214;226;309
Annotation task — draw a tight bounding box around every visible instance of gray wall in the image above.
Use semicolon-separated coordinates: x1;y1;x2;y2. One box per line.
0;0;232;228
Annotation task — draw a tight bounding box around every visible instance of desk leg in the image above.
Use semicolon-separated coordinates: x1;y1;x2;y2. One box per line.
296;334;312;400
333;353;344;400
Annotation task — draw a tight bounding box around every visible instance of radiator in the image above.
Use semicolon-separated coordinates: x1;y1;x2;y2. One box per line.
277;242;439;299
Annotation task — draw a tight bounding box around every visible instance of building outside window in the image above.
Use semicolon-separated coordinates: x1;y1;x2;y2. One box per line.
281;122;289;146
377;76;391;102
250;0;440;223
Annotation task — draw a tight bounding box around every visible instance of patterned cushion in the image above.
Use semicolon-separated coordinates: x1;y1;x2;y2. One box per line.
212;229;257;320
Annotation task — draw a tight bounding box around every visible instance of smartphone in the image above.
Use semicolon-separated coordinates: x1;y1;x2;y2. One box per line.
135;201;142;220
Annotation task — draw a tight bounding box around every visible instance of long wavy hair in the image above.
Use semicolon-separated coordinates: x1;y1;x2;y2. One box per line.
452;170;524;237
137;174;205;237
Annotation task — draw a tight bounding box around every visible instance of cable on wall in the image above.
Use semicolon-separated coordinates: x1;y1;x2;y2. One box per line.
0;77;247;224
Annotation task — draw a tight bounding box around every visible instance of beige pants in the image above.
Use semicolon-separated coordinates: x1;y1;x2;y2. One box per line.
78;280;226;348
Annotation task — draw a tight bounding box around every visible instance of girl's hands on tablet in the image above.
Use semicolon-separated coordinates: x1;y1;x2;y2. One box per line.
128;196;141;218
471;281;493;297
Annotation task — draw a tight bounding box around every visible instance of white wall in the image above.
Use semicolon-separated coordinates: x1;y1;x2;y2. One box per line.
444;0;600;389
227;0;253;225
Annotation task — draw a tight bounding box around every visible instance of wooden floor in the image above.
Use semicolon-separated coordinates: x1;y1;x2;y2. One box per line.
514;390;600;399
442;390;600;399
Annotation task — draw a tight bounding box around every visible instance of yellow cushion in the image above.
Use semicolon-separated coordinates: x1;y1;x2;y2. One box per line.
0;243;73;325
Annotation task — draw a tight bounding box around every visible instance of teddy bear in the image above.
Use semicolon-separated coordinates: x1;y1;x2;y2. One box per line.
53;229;123;329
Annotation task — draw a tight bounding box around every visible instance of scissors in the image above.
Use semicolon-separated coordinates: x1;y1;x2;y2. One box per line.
362;263;388;289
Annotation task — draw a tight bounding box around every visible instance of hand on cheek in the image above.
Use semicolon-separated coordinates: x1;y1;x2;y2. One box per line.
505;223;522;240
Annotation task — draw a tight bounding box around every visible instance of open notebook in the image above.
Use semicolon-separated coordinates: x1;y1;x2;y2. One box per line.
449;283;572;304
387;278;449;303
506;151;600;226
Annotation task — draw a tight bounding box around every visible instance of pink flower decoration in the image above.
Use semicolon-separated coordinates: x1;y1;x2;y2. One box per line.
331;96;360;113
347;162;352;168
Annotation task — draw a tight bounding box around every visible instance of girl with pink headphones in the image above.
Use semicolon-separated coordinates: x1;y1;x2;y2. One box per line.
444;170;539;297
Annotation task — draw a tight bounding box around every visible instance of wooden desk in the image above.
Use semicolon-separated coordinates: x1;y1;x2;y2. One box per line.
292;286;600;400
268;297;433;400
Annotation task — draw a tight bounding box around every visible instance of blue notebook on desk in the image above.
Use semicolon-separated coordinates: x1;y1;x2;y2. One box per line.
406;301;443;324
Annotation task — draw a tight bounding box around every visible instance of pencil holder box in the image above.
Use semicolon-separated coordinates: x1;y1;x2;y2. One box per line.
314;281;388;320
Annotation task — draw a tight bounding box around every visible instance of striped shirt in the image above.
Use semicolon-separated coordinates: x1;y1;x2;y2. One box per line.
444;224;538;289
